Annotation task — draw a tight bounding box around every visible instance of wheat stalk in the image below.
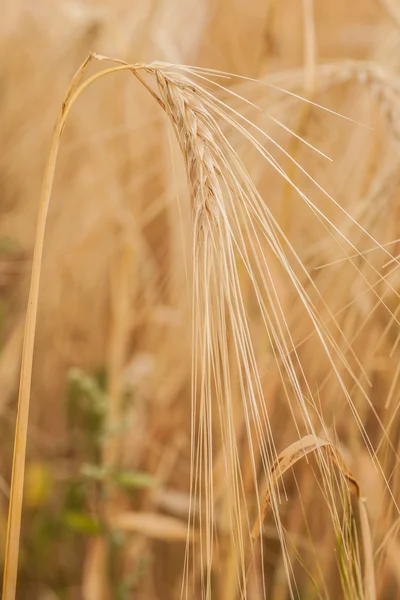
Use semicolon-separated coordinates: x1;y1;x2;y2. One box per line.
1;54;151;600
1;55;95;600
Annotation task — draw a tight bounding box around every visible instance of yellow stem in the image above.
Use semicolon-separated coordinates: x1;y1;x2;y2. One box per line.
2;53;160;599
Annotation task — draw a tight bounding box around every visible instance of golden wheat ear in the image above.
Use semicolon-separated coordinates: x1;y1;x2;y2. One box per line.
4;53;390;600
149;65;385;598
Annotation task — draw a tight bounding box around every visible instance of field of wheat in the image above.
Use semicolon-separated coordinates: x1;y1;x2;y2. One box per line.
1;1;400;599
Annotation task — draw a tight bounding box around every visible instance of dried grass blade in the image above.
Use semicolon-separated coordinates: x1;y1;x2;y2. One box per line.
251;435;332;541
112;511;196;541
251;434;375;600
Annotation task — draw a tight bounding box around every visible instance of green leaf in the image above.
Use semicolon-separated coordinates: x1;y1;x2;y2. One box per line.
113;470;155;490
62;510;102;535
67;368;108;414
0;236;19;254
80;463;108;481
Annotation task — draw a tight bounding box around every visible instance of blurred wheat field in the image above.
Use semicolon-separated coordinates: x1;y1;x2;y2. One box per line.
1;1;400;599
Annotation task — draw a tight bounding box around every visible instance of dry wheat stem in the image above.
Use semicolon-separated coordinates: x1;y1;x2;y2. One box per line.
1;54;157;600
2;54;95;600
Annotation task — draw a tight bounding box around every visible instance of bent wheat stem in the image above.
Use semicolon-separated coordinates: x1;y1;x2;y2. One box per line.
2;54;95;600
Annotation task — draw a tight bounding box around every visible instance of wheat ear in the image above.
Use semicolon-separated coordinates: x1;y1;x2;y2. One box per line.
3;54;380;600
